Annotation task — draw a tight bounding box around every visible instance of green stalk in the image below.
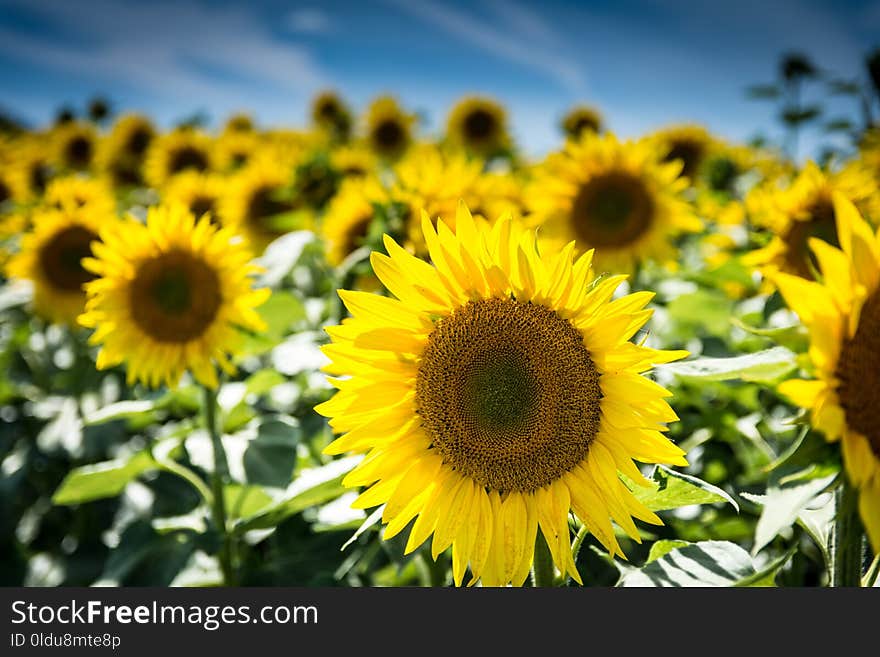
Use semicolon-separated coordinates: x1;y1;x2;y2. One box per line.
832;477;864;587
532;531;556;587
203;384;237;586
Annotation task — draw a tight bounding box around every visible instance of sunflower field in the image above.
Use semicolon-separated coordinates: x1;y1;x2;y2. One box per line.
2;72;880;589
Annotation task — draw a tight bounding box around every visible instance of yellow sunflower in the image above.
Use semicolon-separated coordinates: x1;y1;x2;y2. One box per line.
10;143;54;201
164;171;225;224
650;125;714;181
97;113;156;187
529;132;700;273
330;144;377;180
219;157;304;253
745;161;877;281
213;130;261;172
775;194;880;552
6;205;109;324
311;90;353;141
144;130;213;189
561;105;603;140
364;96;415;161
44;175;115;216
446;96;509;156
223;112;255;134
390;145;485;252
316;203;688;587
0;166;26;210
322;177;386;267
53;122;98;171
78;203;270;388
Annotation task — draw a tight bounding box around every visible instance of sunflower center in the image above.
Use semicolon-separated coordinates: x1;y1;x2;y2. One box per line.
343;216;372;255
127;128;152;158
38;225;99;292
463;109;495;142
66;136;93;169
247;186;295;235
783;198;838;279
705;156;739;193
571;172;654;248
129;250;222;343
30;163;49;195
416;298;602;493
189;196;216;221
0;180;9;205
169;147;209;175
836;288;880;457
664;139;704;179
374;120;404;152
571;116;599;137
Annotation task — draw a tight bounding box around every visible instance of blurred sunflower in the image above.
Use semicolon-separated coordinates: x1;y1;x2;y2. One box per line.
97;114;156;187
311;90;353;142
775;195;880;552
364;96;415;161
530;132;700;273
561;105;603;140
651;125;713;181
79;203;270;388
317;204;688;586
223;112;255;134
6;206;107;324
54;122;97;171
220;158;302;252
144;130;213;189
213;130;261;172
331;144;377;180
390;145;485;252
0;167;25;209
10;144;54;200
164;171;225;224
44;175;116;216
321;177;386;267
446;96;509;156
745;161;877;280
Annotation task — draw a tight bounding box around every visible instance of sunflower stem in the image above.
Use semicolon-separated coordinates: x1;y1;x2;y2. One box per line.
832;476;863;587
203;384;237;586
532;531;556;587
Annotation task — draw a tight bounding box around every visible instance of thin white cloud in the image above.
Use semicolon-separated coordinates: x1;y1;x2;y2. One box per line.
384;0;587;94
286;8;333;34
0;0;329;118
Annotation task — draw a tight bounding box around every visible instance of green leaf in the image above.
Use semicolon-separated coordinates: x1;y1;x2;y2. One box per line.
224;484;275;520
53;451;156;505
84;400;158;426
666;289;734;336
741;473;836;554
729;318;809;352
239;291;306;356
342;506;384;551
234;456;359;532
618;540;790;587
243;417;301;488
245;369;285;396
647;540;690;563
631;465;739;512
658;346;797;383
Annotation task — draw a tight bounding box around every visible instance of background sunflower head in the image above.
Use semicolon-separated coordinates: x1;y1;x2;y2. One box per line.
446;95;510;157
363;95;415;161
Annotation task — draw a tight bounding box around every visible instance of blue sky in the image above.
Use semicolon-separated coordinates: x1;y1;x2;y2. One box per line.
1;0;878;157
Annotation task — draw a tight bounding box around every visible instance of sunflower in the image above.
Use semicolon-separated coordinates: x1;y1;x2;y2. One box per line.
775;194;880;552
223;112;255;134
10;143;54;200
219;157;304;253
364;96;415;161
164;171;225;224
54;122;97;171
321;177;386;266
529;132;700;273
390;145;485;252
97;113;156;186
5;205;108;324
0;166;25;210
446;96;509;156
331;144;377;180
144;129;213;189
213;130;261;172
316;203;688;586
651;125;714;181
561;105;603;140
44;175;115;216
745;161;877;281
78;203;270;388
311;90;353;141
